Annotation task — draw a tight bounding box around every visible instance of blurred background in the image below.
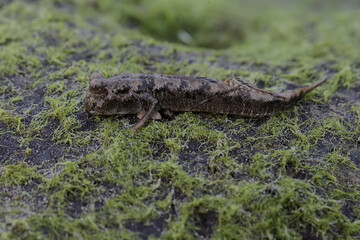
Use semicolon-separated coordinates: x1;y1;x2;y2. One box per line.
55;0;360;49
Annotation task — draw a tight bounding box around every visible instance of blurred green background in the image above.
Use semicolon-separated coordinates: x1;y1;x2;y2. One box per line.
66;0;360;50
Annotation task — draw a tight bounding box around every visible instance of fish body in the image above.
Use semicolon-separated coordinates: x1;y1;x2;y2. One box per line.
85;73;326;130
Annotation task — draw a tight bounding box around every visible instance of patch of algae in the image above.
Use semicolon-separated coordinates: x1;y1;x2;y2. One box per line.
0;0;359;239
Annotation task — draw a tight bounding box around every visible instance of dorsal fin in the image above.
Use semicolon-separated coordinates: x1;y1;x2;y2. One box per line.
189;85;244;110
225;77;259;89
275;76;327;100
190;77;275;110
190;77;327;111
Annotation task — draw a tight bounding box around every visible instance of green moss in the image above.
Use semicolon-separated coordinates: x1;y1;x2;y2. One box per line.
24;148;32;156
46;161;96;203
0;108;25;134
309;118;354;146
47;82;66;95
248;153;271;180
163;178;357;239
0;162;43;186
44;90;86;144
323;64;359;101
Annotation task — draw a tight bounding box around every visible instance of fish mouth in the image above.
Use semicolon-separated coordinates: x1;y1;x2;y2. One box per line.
84;102;95;114
84;93;97;113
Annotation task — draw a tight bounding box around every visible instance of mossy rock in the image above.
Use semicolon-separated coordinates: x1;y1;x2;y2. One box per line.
0;0;360;239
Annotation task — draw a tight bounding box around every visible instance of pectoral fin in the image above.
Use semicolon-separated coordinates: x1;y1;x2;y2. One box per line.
133;94;159;131
137;110;162;120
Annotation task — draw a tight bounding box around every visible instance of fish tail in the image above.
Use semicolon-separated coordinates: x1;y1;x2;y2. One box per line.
296;76;327;96
276;77;327;108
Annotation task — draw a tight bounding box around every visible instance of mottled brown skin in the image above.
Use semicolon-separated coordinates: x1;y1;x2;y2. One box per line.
84;72;327;130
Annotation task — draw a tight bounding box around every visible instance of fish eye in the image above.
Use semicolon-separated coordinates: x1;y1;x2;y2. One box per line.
89;79;107;94
90;72;103;81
